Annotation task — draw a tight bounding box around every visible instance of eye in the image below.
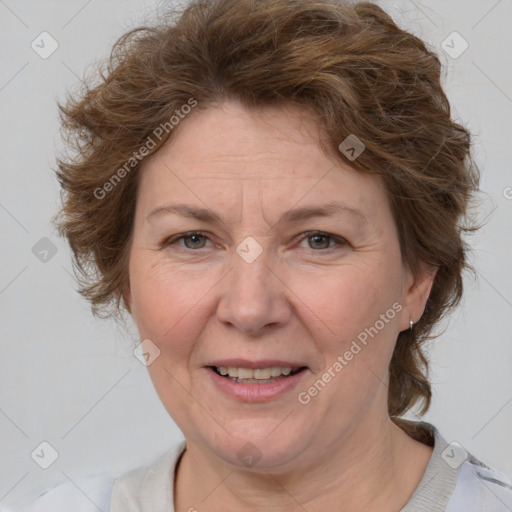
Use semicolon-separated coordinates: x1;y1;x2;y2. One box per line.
299;231;348;251
163;232;213;250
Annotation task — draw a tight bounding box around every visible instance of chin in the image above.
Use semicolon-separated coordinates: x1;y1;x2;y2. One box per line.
203;419;310;471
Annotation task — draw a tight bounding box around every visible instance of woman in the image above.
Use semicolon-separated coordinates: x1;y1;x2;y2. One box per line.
9;0;512;510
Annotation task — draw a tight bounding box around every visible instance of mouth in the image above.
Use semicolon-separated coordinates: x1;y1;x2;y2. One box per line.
209;365;307;384
204;359;310;401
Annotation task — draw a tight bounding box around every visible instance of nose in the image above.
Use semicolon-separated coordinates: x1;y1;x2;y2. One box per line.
216;249;292;335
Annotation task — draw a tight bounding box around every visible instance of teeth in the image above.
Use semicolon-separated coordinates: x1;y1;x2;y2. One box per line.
216;366;298;380
238;368;253;379
254;368;271;379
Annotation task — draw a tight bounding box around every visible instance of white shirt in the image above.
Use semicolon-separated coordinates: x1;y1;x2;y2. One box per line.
3;422;512;512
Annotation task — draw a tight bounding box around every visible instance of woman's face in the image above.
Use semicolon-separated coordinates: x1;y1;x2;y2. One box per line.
127;99;432;470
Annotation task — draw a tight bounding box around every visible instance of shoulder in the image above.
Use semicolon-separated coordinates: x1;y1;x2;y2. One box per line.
447;459;512;511
1;474;114;512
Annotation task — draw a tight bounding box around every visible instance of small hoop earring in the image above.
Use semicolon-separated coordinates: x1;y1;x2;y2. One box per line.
410;319;414;330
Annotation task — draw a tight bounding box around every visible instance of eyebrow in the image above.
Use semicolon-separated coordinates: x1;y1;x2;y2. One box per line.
147;201;368;228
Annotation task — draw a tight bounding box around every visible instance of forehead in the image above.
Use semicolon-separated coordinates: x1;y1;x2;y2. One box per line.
137;99;389;224
150;100;331;177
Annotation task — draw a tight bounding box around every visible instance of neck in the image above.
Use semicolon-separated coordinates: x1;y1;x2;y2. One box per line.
174;414;433;512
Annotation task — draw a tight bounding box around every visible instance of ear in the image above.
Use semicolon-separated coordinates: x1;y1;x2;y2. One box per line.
398;264;438;332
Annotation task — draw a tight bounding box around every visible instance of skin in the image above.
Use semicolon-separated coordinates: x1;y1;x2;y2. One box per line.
126;99;436;511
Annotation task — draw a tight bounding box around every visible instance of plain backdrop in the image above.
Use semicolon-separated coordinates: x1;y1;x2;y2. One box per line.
1;0;511;506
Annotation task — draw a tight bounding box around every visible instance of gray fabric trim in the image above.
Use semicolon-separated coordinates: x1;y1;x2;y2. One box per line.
401;422;462;512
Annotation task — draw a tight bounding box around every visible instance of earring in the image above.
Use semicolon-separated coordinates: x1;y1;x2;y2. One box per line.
410;319;414;330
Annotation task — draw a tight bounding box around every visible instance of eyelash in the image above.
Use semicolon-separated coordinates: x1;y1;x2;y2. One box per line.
162;231;349;253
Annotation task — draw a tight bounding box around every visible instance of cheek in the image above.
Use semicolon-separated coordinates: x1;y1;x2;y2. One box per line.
289;263;404;399
128;254;213;364
293;264;401;342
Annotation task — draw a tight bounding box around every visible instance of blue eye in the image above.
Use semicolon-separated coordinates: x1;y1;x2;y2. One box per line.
162;232;212;250
306;234;333;250
300;231;347;251
181;233;209;249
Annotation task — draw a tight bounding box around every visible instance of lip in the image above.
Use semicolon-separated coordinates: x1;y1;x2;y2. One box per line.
204;365;308;402
206;359;306;369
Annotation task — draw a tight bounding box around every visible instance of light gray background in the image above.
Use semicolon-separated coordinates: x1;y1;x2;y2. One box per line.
1;0;511;506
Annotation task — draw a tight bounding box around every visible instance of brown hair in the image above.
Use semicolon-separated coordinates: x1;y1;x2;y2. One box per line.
55;0;479;421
